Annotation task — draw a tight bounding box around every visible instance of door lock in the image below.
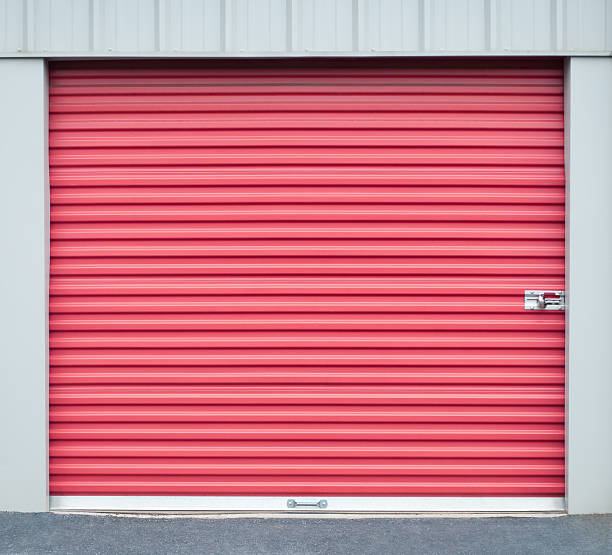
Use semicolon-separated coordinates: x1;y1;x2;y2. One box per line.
524;290;565;311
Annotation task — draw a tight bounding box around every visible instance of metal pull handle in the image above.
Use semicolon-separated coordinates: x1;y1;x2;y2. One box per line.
287;499;328;509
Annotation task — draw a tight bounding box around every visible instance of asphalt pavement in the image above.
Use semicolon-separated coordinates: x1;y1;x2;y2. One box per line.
1;512;611;554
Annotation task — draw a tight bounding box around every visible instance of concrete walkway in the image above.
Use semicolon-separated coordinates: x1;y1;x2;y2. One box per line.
1;512;611;554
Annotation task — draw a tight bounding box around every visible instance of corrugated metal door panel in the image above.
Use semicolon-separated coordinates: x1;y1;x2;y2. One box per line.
48;59;565;497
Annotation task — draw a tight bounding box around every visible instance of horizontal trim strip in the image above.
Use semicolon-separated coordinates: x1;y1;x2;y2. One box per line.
50;495;565;513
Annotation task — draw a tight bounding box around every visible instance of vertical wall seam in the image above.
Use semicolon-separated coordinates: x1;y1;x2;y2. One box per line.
220;0;227;52
551;0;557;52
489;0;497;51
286;0;292;52
22;0;28;52
88;0;94;51
418;0;425;51
352;0;359;52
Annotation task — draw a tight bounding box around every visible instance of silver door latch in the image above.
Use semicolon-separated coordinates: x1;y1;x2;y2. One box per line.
524;290;565;311
287;499;328;509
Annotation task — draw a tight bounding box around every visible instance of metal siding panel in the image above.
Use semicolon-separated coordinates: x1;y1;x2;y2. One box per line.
0;0;25;52
531;0;554;52
93;0;158;53
31;0;90;52
228;0;288;52
49;59;565;498
496;0;554;52
358;0;421;52
565;0;608;51
608;0;612;50
293;0;353;52
0;58;49;513
430;0;487;52
163;0;222;52
1;0;612;55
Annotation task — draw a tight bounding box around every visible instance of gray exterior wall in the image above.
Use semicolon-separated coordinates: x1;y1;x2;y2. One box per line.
0;0;611;58
0;59;48;512
565;56;612;515
1;2;612;516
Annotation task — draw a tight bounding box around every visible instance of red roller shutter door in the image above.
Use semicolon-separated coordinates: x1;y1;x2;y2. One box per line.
49;60;565;499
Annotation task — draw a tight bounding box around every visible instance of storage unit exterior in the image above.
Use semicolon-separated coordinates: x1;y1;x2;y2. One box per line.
1;0;612;515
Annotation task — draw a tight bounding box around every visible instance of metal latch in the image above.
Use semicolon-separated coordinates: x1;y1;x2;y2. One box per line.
287;499;328;509
524;290;565;311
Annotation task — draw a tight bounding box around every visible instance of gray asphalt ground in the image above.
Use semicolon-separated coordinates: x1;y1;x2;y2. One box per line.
1;512;611;555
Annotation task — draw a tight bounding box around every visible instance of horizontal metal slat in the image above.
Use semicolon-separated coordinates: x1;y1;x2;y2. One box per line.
48;366;565;386
49;422;564;441
49;67;563;79
50;186;566;205
49;439;565;459
49;112;565;131
49;404;565;424
49;330;564;350
49;147;564;167
48;476;566;495
48;294;563;314
50;165;565;187
48;258;565;277
49;313;564;332
51;222;565;240
50;128;563;148
49;385;565;405
49;95;564;114
49;205;566;225
49;275;566;295
49;84;564;96
50;241;565;259
49;350;565;368
49;457;565;476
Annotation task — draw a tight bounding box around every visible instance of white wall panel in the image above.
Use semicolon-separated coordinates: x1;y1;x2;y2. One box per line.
162;0;222;52
358;0;420;52
495;0;554;52
0;0;25;52
294;0;353;52
565;0;608;51
429;0;487;52
566;56;612;515
0;59;48;512
96;0;157;52
227;0;287;52
0;0;611;56
30;0;90;52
